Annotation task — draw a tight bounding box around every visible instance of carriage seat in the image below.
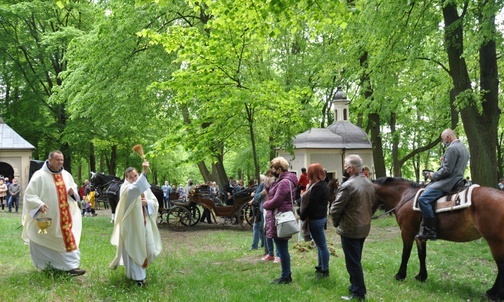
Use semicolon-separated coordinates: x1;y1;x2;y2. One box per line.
196;185;223;206
169;192;180;201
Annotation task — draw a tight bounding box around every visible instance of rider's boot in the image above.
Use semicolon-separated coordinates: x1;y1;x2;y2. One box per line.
416;217;437;241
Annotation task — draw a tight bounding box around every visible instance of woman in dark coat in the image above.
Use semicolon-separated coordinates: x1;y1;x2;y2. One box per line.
299;163;330;278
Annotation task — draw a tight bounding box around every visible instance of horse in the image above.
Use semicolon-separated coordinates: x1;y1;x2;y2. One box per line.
90;172;164;221
149;184;164;207
327;178;339;208
90;172;122;220
372;177;504;301
29;160;45;181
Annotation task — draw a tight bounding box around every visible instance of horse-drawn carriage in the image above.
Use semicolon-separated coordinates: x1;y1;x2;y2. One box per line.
157;185;256;231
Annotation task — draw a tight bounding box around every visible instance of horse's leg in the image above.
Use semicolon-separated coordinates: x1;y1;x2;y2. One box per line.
414;239;428;281
395;234;415;281
109;196;118;222
486;259;504;301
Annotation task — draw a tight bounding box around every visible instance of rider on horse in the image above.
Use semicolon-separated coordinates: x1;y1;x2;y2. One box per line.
416;129;469;241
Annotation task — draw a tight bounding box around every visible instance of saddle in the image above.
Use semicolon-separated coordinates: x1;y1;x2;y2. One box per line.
413;183;480;213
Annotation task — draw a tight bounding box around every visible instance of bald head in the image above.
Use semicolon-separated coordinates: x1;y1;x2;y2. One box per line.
442;129;457;140
441;129;457;146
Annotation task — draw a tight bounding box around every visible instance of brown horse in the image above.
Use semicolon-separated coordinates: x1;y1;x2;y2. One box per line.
372;177;504;301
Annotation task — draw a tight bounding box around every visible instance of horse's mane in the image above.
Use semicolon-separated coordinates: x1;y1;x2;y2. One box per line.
373;177;422;188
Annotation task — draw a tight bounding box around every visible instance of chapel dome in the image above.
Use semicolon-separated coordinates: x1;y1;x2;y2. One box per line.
292;121;372;149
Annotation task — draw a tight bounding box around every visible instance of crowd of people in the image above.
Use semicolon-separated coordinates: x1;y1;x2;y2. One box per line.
240;155;373;301
0;176;21;212
9;128;504;299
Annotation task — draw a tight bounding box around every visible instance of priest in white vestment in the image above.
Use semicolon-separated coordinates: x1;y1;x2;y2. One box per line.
110;161;162;286
22;150;85;276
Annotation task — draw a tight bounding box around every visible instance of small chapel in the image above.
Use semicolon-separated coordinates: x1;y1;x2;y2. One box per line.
277;88;375;182
0;117;35;191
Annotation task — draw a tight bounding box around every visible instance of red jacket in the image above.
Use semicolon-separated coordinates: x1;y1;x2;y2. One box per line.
298;173;309;189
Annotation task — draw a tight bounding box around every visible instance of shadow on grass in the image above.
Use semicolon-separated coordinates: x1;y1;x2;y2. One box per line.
157;221;252;233
404;272;491;301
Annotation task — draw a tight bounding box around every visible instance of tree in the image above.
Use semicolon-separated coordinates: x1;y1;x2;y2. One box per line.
336;0;502;184
441;0;501;187
0;0;96;171
56;0;177;176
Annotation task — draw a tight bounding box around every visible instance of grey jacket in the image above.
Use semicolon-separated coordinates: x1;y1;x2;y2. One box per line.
9;183;21;196
330;173;374;239
428;139;469;193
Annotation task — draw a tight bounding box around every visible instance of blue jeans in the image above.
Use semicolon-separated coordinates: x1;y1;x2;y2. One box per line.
341;236;366;297
8;196;19;212
273;238;291;278
418;188;444;218
251;216;264;249
309;217;329;271
266;237;280;257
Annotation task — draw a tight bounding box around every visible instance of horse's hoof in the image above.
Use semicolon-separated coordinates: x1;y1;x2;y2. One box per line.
394;274;405;281
485;294;500;302
414;275;427;282
485;289;500;301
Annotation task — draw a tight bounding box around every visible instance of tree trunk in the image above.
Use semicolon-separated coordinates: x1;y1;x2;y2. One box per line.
89;142;96;173
197;161;212;183
360;50;386;178
213;153;228;189
77;164;82;185
109;145;117;175
368;113;386;178
442;2;500;187
62;142;72;174
99;153;104;173
390;113;401;177
245;104;260;181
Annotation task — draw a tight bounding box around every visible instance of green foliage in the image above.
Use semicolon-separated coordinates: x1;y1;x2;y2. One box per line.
0;0;502;182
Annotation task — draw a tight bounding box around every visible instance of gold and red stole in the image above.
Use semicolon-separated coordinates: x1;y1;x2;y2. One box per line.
141;193;148;268
53;173;77;252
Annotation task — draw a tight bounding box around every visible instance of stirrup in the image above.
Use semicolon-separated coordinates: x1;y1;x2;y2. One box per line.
416;232;437;241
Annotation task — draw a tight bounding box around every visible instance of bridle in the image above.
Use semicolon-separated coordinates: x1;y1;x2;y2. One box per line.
372;191;418;220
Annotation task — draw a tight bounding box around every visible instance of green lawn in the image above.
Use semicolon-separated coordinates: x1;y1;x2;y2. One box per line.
0;209;496;301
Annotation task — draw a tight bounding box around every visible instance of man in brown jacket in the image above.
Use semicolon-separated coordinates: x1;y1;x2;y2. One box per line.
330;154;375;301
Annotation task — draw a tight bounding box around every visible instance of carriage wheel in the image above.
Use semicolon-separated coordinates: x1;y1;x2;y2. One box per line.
189;205;201;226
167;206;192;231
237;203;254;230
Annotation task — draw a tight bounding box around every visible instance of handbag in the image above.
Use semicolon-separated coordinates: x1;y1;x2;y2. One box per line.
275;180;300;238
275;210;300;238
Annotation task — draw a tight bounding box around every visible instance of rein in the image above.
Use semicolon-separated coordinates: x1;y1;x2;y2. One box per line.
93;178;120;190
372;192;417;220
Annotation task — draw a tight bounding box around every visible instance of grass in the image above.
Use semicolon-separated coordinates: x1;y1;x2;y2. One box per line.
0;209;496;302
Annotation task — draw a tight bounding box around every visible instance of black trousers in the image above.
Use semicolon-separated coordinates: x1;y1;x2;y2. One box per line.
341;236;367;297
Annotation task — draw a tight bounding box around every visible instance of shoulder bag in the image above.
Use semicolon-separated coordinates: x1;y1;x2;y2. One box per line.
275;180;300;238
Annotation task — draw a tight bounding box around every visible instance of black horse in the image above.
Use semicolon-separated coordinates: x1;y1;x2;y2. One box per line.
90;172;164;221
29;160;45;181
90;172;122;220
